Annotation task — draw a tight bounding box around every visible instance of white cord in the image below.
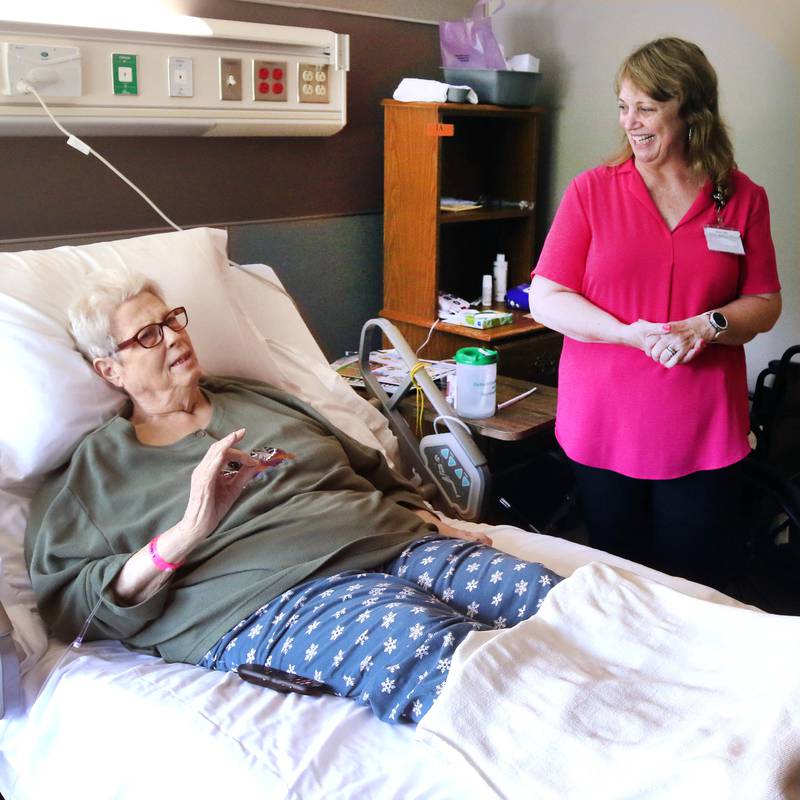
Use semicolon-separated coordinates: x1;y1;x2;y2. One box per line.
415;317;441;356
433;414;472;435
18;81;183;232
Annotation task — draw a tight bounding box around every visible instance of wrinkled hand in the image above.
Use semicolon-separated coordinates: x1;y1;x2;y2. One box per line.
414;509;493;546
181;428;262;540
643;315;711;368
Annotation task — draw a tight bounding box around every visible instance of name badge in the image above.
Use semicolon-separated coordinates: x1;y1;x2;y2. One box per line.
704;226;745;255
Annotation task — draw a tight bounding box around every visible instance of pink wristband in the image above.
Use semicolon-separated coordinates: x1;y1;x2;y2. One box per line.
148;536;183;572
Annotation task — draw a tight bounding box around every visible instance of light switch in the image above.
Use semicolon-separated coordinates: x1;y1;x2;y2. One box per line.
168;56;193;97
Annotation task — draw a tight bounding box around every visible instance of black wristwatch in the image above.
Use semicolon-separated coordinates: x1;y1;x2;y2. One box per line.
706;310;728;339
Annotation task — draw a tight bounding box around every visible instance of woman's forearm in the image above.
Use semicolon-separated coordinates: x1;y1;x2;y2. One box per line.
112;520;200;606
529;277;634;346
714;293;782;346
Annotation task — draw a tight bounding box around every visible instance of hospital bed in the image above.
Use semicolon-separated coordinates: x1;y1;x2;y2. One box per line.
1;227;799;799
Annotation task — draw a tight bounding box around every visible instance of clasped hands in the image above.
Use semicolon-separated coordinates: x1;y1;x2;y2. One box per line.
629;315;715;368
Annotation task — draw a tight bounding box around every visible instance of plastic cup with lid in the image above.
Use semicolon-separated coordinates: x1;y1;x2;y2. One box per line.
454;347;498;419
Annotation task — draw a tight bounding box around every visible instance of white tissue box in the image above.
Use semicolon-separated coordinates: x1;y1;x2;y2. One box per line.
507;53;540;73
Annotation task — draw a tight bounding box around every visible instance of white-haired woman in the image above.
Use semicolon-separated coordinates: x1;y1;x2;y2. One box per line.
27;269;563;724
529;37;782;588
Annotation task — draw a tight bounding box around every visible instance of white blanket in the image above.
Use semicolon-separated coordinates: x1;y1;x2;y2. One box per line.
416;563;800;799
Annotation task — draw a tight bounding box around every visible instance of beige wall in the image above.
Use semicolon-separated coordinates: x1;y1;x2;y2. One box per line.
491;0;799;385
232;0;475;23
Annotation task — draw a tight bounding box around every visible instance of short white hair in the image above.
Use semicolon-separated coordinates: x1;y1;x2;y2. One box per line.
69;269;163;360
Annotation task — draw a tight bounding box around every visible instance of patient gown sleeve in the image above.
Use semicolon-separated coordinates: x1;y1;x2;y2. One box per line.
26;485;170;645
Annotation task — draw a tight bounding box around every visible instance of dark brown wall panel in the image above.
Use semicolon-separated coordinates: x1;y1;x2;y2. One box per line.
0;1;442;239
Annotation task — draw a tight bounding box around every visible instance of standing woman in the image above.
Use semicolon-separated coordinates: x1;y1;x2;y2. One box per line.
529;37;781;588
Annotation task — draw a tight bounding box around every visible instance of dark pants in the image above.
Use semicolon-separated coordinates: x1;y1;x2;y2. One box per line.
570;459;746;589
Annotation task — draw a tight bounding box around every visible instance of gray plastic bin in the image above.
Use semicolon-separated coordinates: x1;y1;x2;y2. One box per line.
442;68;541;107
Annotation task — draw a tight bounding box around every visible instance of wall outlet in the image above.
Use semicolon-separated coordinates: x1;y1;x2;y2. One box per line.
2;43;82;96
299;62;329;103
219;57;242;101
253;60;286;102
168;56;193;98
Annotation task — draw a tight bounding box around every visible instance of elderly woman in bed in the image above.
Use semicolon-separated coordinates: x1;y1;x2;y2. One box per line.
26;270;562;724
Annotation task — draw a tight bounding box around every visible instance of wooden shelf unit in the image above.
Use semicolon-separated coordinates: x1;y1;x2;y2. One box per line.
381;99;561;383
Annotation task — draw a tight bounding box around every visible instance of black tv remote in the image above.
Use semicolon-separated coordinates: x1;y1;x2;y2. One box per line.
236;664;337;696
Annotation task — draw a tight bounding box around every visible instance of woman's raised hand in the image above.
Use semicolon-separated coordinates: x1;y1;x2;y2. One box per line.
181;429;262;540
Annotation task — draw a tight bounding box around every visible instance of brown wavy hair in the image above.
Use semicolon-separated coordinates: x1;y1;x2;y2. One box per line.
607;37;737;201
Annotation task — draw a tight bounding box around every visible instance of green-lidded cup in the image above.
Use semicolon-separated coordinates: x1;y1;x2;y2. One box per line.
454;347;498;418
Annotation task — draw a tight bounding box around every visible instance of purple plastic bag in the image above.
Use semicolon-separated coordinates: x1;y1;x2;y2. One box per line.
439;0;507;70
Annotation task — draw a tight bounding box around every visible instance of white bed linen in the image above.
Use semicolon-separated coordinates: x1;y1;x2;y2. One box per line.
417;562;799;800
0;524;735;800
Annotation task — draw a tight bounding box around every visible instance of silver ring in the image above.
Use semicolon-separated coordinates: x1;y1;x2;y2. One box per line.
665;346;677;358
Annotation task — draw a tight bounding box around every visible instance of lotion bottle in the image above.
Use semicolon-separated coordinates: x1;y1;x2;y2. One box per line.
493;253;508;303
481;274;493;307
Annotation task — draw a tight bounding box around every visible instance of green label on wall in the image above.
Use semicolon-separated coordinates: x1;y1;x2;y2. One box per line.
112;53;138;95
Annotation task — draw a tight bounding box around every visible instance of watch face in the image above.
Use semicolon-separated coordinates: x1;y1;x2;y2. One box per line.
710;311;728;330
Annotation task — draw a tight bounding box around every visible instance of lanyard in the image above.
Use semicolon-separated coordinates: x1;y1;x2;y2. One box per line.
711;184;726;226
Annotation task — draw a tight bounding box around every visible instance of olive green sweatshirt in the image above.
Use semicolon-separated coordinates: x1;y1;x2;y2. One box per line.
25;376;432;665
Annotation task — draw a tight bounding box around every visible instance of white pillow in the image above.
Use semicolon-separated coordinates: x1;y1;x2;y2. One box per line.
0;294;124;485
0;226;395;488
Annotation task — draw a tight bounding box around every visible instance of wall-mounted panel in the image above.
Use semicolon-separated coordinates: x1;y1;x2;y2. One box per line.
0;17;348;136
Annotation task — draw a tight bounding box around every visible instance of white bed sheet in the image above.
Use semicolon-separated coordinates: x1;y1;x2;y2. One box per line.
418;562;798;799
0;523;736;800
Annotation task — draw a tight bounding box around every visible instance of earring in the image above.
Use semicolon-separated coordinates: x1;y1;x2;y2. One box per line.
688;126;694;143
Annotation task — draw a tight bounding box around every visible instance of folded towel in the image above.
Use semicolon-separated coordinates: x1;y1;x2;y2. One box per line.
392;78;478;104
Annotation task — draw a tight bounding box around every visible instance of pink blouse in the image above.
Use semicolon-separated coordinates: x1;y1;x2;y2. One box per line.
534;159;780;479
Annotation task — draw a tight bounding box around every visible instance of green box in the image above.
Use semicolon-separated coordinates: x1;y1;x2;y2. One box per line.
112;53;138;95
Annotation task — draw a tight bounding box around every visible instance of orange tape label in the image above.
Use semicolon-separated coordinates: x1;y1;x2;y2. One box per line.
425;123;455;137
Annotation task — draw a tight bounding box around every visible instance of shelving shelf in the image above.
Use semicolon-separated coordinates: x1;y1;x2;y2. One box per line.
381;99;562;384
439;208;534;224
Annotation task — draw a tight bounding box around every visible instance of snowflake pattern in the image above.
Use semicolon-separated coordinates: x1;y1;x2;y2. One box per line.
201;535;560;723
355;630;370;646
330;625;345;641
408;623;425;640
246;623;264;639
381;611;397;628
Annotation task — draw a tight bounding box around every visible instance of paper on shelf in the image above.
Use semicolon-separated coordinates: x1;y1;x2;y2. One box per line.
332;349;455;395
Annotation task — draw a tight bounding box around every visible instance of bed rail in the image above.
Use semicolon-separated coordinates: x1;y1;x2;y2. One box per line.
358;318;490;520
0;601;20;718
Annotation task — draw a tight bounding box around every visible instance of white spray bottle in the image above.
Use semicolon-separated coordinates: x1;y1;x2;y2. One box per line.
493;253;508;303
